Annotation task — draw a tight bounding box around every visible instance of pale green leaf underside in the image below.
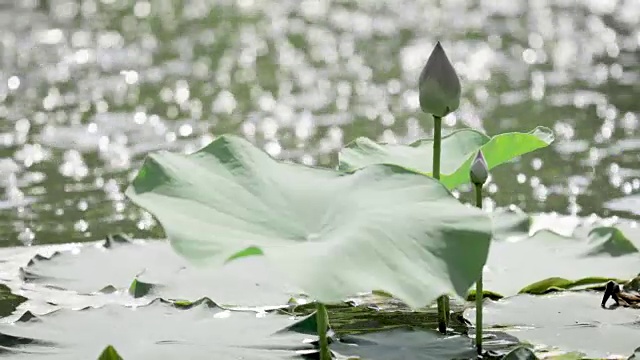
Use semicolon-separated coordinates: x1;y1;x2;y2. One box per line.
338;126;555;189
125;135;492;308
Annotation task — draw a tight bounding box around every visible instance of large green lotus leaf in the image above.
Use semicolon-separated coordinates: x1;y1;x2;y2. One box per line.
124;135;492;308
484;228;639;296
464;292;640;358
0;300;311;359
19;236;298;308
338;126;554;189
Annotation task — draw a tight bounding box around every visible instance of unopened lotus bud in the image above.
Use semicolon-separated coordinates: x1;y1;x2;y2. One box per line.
470;151;488;185
418;41;461;117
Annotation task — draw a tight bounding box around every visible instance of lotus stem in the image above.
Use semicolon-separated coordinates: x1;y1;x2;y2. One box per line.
433;115;449;334
474;183;484;355
316;302;331;360
433;116;441;180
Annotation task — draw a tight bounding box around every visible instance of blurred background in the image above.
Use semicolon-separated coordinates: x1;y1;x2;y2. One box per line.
0;0;638;246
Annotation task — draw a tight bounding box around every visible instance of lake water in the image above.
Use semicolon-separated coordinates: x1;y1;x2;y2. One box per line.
0;0;639;246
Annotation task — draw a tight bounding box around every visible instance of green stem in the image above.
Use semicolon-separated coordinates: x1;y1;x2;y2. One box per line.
432;116;442;180
474;183;483;355
316;303;331;360
432;115;448;334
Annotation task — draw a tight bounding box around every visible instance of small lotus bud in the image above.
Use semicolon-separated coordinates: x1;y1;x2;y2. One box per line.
418;42;461;117
470;151;489;185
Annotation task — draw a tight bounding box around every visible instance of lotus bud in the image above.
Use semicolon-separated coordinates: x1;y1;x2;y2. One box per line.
418;41;461;117
470;151;488;185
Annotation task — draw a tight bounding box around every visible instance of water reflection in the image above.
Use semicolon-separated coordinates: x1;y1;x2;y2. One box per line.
0;0;638;245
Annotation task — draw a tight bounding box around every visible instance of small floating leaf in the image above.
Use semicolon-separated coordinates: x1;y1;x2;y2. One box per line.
586;227;639;257
97;345;124;360
0;301;311;359
0;284;27;318
20;238;296;307
128;279;155;298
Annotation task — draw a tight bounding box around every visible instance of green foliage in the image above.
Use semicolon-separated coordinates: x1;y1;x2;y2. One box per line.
124;134;493;308
97;345;124;360
518;276;627;295
128;279;155;298
586;227;639;256
338;126;554;189
0;284;27;318
466;289;504;301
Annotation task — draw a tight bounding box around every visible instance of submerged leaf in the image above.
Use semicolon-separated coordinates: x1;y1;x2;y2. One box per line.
330;328;476;360
125;135;492;308
338;127;554;189
503;346;538;360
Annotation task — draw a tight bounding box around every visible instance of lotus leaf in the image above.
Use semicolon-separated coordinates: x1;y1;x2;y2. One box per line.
0;300;311;359
124;135;492;308
338;127;554;189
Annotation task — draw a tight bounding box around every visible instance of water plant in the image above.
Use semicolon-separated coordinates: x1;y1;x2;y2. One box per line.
418;41;462;333
470;150;489;354
124;135;493;358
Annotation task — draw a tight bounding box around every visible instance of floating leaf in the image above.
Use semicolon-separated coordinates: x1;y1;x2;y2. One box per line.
465;292;640;358
630;346;640;359
125;135;492;308
466;289;503;301
518;276;624;295
20;238;297;308
484;229;639;296
338;127;554;189
0;300;311;359
586;227;639;257
128;279;155;299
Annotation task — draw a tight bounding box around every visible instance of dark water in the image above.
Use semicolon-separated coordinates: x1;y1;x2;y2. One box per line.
0;0;638;246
